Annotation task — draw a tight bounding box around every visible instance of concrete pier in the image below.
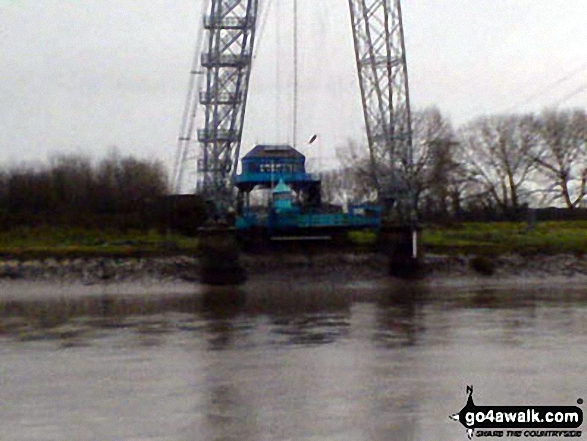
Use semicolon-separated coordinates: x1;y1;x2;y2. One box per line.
198;225;246;285
379;224;422;278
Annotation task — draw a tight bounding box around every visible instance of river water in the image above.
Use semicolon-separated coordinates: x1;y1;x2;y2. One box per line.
0;275;585;440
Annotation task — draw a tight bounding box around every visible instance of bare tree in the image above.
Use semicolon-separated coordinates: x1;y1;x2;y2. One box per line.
409;107;459;217
5;164;54;214
49;154;95;212
95;148;168;213
335;139;377;203
0;169;7;210
319;169;345;205
0;149;168;222
532;108;587;208
333;108;459;218
457;114;539;214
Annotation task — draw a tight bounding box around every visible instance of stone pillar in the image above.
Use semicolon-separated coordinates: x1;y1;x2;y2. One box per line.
379;224;422;278
198;225;246;285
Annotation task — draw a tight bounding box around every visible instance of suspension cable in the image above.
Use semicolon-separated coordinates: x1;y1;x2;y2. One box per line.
293;0;299;148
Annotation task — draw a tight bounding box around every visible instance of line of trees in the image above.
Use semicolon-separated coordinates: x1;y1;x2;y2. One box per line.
328;107;587;220
0;150;170;230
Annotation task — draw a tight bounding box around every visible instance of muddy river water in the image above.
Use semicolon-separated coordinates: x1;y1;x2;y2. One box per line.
0;275;585;440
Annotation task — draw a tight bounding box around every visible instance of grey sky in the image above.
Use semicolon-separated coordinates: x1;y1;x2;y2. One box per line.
1;0;586;174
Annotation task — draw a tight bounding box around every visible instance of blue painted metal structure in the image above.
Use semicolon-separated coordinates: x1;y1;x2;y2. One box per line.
235;145;320;192
235;145;381;235
236;206;382;231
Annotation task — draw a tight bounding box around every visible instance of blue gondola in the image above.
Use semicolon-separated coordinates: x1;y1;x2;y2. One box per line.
235;145;381;239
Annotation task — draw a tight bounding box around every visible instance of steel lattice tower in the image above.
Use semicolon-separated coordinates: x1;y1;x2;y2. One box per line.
348;0;413;208
175;0;412;216
175;0;259;211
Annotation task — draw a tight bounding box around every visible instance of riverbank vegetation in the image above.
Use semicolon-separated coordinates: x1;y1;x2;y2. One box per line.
0;151;168;228
328;107;587;221
423;221;587;255
0;150;206;258
0;227;199;259
1;221;587;259
0;150;207;235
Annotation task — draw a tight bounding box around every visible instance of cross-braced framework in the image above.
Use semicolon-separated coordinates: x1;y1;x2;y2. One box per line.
175;0;259;211
174;0;413;218
348;0;413;208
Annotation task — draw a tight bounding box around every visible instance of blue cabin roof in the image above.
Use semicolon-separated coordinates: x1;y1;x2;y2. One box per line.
235;144;319;191
243;144;304;160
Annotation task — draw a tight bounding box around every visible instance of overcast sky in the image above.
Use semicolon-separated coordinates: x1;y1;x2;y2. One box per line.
1;0;586;174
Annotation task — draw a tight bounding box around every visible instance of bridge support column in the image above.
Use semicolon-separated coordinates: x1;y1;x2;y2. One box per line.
198;225;246;285
379;224;422;278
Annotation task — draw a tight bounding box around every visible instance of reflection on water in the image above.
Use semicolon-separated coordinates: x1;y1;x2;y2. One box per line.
0;278;586;440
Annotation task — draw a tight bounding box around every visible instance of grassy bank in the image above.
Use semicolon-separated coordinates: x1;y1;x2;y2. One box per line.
423;221;587;255
0;227;199;259
1;221;587;259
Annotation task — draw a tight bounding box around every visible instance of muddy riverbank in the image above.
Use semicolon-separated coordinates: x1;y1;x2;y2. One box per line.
2;252;587;284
